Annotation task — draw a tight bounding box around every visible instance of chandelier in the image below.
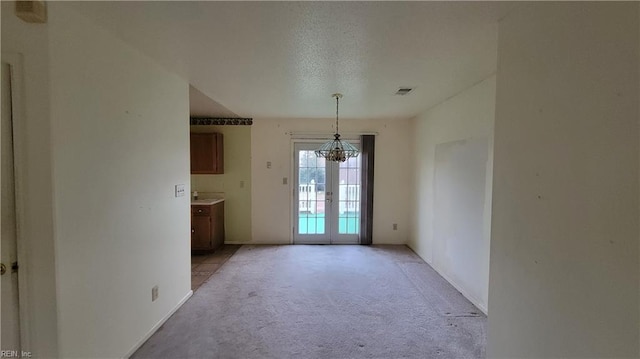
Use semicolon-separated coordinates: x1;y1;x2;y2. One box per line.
315;93;359;162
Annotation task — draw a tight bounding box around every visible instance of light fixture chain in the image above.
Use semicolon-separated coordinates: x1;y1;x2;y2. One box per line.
335;95;339;134
315;93;358;162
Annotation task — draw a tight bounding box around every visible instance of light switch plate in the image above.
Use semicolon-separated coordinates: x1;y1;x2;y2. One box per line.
152;285;159;301
175;184;185;197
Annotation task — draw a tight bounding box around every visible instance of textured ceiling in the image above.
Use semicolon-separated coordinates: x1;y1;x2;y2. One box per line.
68;1;518;120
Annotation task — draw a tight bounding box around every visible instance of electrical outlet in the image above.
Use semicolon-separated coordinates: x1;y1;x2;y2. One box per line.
266;161;272;169
283;177;288;185
152;285;159;302
240;180;245;188
393;223;398;230
175;184;185;197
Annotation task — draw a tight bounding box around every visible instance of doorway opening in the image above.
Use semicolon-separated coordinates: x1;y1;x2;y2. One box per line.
293;142;361;244
1;60;24;353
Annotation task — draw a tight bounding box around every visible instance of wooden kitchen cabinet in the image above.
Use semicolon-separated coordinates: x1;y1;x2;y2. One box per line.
190;132;224;174
191;202;225;252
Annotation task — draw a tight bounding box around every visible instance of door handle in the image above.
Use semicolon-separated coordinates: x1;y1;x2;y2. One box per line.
0;263;5;276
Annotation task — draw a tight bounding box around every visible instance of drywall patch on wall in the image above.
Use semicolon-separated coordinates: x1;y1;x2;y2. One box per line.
408;75;495;312
433;137;489;311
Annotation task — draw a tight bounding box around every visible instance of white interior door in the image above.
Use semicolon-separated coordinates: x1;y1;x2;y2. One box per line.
1;62;21;352
293;142;361;244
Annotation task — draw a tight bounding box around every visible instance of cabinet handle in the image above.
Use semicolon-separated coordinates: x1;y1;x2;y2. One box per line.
191;228;195;233
198;209;203;213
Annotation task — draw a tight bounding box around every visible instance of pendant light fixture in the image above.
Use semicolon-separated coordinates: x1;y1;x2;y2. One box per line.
315;93;359;162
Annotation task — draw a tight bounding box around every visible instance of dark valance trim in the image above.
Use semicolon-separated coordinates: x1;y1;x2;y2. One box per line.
190;117;253;126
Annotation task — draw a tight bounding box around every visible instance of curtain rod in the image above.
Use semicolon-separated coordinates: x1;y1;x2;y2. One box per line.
288;131;378;139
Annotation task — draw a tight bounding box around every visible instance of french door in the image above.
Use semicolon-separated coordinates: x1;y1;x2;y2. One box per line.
293;142;361;244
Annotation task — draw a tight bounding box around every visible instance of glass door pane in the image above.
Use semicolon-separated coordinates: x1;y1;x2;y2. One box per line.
298;150;326;235
338;157;361;234
330;151;361;244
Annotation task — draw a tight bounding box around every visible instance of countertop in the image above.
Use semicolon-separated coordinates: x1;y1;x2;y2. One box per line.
191;198;224;206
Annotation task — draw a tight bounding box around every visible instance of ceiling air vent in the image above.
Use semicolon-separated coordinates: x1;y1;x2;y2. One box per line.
395;88;413;96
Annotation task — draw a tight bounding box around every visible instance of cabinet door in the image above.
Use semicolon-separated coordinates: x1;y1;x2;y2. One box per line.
190;133;224;174
191;216;211;250
211;202;225;249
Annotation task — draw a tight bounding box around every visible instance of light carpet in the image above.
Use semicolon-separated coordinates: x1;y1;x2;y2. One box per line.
132;245;486;359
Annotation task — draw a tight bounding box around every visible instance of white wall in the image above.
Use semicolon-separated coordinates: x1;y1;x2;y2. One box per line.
488;2;639;358
251;117;411;244
48;4;192;358
408;76;495;313
1;2;59;356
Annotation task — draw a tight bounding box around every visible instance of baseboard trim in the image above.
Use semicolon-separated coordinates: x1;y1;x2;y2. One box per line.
406;244;488;315
224;241;289;245
123;290;193;358
223;241;250;245
431;264;488;315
